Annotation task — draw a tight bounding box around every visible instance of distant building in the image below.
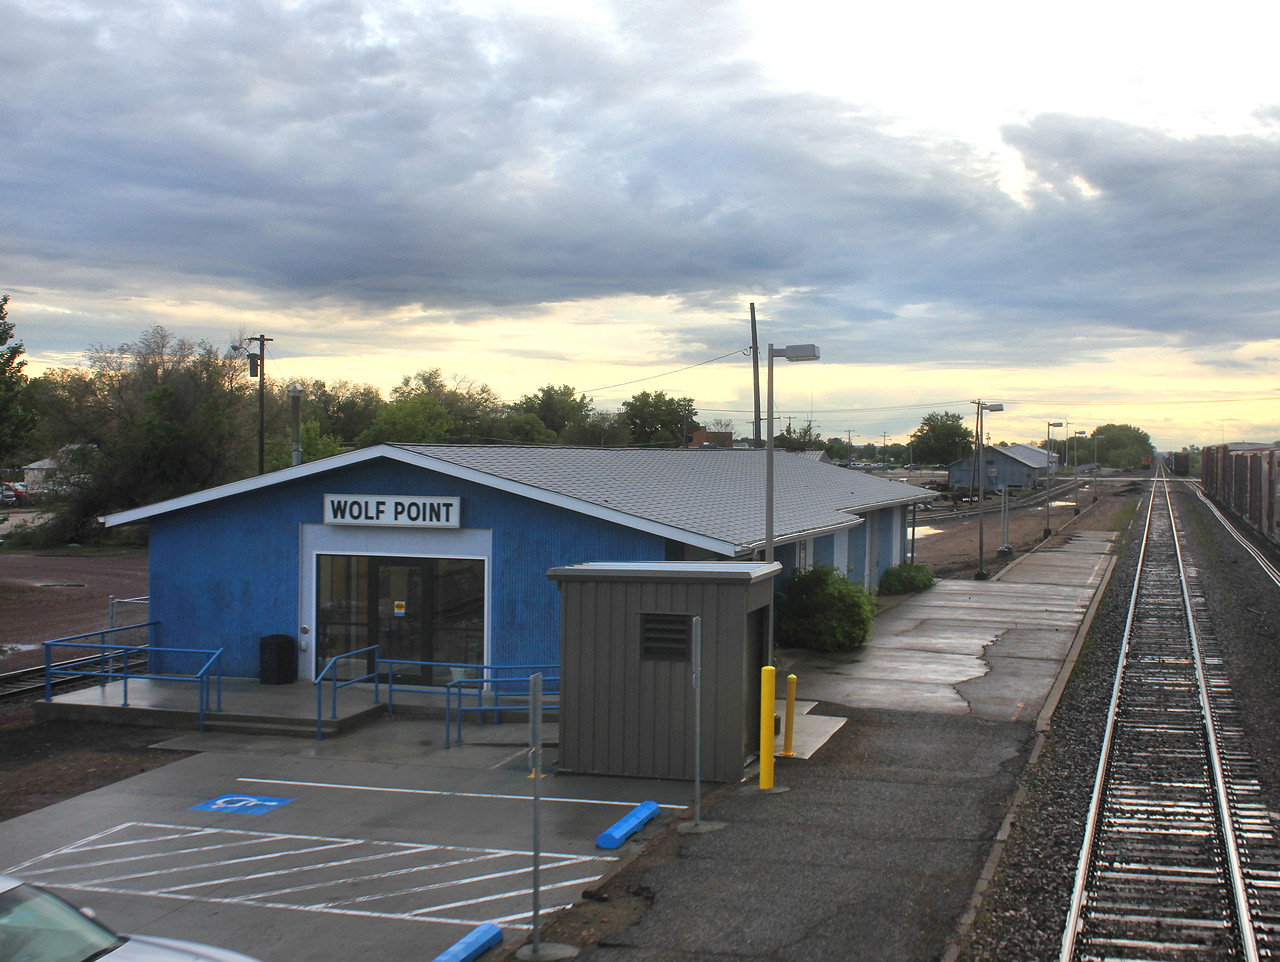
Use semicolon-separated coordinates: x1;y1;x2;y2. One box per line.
688;429;734;448
947;443;1051;493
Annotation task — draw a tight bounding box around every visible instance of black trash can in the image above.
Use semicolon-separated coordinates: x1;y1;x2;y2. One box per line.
259;634;297;685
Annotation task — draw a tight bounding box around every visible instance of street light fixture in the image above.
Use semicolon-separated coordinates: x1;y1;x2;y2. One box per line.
973;400;1004;580
765;344;821;566
1044;421;1063;538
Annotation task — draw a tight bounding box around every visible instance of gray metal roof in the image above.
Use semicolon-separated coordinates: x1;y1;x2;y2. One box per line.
989;443;1048;468
102;443;933;556
393;444;931;552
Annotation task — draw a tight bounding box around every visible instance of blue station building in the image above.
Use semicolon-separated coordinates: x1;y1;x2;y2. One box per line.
102;444;933;682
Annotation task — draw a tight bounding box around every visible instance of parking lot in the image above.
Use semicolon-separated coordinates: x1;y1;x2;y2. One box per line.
0;732;691;960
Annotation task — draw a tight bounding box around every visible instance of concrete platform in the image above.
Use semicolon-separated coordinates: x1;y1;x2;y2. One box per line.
779;531;1115;724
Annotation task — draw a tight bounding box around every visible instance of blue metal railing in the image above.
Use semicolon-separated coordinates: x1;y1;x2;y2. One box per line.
314;646;382;740
444;664;559;748
42;625;225;731
311;655;560;743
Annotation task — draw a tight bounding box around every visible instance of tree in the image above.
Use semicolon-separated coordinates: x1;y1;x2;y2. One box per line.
776;421;824;452
562;409;630;447
909;411;973;465
22;326;256;543
303;379;386;443
0;294;35;469
1091;423;1155;469
512;385;593;439
392;369;503;442
357;395;453;446
620;391;698;446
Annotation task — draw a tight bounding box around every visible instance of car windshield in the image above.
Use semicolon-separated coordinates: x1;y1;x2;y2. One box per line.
0;883;124;962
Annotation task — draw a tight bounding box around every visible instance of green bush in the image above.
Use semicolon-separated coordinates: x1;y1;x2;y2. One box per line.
774;564;877;652
878;562;936;595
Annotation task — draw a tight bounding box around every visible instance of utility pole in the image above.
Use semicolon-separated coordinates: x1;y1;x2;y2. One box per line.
245;334;273;474
750;304;761;447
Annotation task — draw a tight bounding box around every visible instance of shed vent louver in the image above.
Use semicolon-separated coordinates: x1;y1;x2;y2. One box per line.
640;613;692;661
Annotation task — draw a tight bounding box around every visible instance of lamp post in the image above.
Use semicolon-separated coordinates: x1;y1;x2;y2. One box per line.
973;400;1003;580
234;334;273;475
1073;430;1086;514
1044;420;1063;538
765;343;821;564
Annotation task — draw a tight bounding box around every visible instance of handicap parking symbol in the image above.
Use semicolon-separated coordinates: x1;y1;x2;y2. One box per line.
191;794;294;815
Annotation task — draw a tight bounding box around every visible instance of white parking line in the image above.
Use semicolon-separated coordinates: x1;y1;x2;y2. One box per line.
237;776;688;810
6;823;618;930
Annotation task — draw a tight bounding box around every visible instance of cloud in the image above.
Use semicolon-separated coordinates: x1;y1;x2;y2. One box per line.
5;0;1280;392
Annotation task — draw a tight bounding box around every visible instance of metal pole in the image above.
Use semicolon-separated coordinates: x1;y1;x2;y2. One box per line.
692;617;702;825
976;403;987;579
781;674;797;757
529;673;543;953
765;345;776;562
759;665;776;790
750;304;761;447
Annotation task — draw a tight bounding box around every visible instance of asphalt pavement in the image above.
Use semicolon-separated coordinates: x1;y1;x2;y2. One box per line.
558;532;1116;962
0;530;1115;962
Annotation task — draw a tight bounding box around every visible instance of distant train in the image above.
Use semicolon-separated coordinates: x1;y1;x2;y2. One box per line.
1201;443;1280;544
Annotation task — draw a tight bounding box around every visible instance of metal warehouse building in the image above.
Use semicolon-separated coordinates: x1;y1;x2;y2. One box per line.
102;444;933;683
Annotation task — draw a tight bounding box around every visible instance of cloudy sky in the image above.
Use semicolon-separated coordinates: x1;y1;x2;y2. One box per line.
7;0;1280;450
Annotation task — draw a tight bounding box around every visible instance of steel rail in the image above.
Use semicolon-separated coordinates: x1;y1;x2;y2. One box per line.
1060;469;1262;961
1059;473;1157;962
1171;479;1261;962
0;649;151;705
1189;482;1280;589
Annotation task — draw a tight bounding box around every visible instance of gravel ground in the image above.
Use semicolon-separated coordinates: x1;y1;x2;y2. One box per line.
954;481;1280;960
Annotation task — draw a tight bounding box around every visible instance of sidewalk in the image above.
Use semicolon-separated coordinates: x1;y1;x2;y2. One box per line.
555;531;1116;961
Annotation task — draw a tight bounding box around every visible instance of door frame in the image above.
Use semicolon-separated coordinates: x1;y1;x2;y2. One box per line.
299;523;493;681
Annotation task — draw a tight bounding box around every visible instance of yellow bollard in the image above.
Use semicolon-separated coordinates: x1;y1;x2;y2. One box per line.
759;666;776;790
780;673;797;757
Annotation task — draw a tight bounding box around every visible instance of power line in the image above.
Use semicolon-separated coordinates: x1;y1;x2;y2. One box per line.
582;347;752;394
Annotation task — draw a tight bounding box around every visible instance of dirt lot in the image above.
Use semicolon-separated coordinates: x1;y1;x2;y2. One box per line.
0;545;148;671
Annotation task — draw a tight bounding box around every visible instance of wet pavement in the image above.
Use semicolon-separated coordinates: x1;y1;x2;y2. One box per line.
6;530;1118;961
566;530;1117;962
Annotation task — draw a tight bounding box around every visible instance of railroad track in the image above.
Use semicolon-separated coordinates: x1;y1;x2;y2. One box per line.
1060;472;1280;960
0;649;150;706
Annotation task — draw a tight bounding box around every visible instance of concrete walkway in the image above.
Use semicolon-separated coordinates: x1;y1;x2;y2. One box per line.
780;531;1114;723
566;530;1117;962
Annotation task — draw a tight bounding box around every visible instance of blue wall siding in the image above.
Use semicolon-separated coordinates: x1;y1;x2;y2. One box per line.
813;533;835;567
148;457;665;675
846;524;868;584
876;507;903;576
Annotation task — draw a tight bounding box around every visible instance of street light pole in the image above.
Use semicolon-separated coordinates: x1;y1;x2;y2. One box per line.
1044;420;1063;538
765;343;820;667
765;343;821;564
244;333;274;475
973;400;1004;580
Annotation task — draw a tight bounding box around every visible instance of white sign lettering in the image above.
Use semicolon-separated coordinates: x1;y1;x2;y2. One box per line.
324;494;461;528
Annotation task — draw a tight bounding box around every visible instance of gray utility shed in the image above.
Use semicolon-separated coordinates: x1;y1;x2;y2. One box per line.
548;561;780;783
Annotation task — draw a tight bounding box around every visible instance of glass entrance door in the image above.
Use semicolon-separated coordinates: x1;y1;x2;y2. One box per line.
372;559;430;682
316;554;485;683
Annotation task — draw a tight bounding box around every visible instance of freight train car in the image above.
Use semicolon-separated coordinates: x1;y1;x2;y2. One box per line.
1201;443;1280;546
